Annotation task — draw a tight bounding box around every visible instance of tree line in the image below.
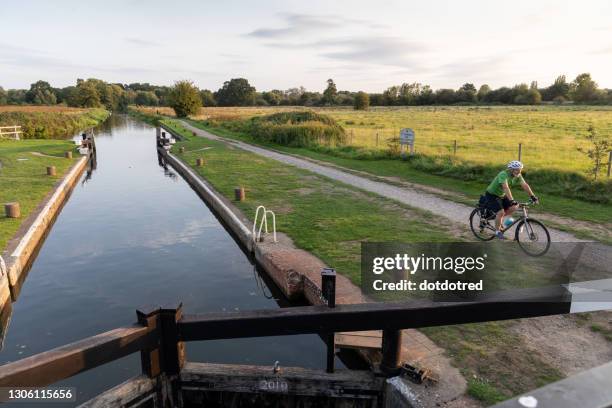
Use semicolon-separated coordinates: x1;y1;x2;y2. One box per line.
1;73;610;111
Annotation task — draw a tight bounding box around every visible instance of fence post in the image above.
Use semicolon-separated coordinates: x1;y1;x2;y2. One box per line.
136;304;184;407
453;139;457;155
380;329;402;376
136;304;185;377
322;267;336;373
518;143;522;161
607;151;611;178
137;307;161;378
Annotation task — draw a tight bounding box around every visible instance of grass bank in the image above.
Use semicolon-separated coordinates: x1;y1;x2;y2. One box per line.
157;117;572;405
0;106;109;139
0;139;79;251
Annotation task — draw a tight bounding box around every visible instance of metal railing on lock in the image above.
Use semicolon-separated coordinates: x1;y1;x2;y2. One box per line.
253;205;277;243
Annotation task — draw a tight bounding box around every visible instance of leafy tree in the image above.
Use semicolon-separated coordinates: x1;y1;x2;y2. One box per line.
199;89;217;106
322;79;337;105
7;89;27;104
369;93;385;106
477;84;491;102
299;91;322;106
353;91;370;110
134;91;159;106
215;78;256;106
417;86;435;105
0;87;7;105
25;80;57;105
76;80;101;107
262;90;282;106
456;83;477;103
577;126;612;180
383;86;399;105
543;75;570;101
398;83;422;105
483;87;513;104
169;80;201;117
434;88;457;104
570;73;602;103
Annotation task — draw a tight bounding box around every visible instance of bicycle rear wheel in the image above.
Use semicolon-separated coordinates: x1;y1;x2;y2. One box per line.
515;219;551;256
470;208;496;241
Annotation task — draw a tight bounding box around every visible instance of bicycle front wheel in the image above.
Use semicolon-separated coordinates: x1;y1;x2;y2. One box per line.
515;218;551;256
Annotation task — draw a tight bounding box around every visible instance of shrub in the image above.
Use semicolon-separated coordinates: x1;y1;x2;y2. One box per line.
0;108;109;139
169;80;201;118
354;91;370;110
246;111;346;147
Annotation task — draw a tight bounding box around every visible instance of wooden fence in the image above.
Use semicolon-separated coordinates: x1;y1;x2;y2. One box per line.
0;284;572;407
0;125;22;140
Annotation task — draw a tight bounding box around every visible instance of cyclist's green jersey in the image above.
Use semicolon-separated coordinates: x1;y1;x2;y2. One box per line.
486;170;524;197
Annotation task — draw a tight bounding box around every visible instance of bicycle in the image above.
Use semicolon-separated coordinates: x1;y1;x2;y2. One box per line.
469;199;551;256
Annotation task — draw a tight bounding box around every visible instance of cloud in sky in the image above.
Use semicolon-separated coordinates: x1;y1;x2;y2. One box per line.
124;37;162;47
1;1;611;91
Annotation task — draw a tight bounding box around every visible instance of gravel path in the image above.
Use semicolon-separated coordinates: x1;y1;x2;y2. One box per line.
180;120;582;243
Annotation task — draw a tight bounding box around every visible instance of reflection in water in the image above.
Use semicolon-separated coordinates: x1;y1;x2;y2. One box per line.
157;151;177;180
1;115;329;406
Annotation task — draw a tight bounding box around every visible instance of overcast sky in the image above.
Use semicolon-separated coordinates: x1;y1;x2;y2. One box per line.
1;0;611;92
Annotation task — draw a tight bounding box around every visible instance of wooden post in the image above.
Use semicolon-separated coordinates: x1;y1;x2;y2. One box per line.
159;306;185;376
136;305;184;407
380;329;402;376
179;147;185;154
376;132;379;147
196;157;204;167
4;202;20;218
518;143;522;161
453;139;457;155
46;166;56;176
322;268;336;373
137;307;161;378
234;187;245;201
64;151;72;159
136;304;185;377
607;151;611;178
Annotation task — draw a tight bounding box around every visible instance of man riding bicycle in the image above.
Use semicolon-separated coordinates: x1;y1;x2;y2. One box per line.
482;161;538;240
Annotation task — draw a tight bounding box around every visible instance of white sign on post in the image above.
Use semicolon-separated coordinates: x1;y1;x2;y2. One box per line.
400;128;415;145
399;128;415;156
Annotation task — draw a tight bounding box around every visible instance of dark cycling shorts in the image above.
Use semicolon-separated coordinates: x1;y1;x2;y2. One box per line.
483;192;513;214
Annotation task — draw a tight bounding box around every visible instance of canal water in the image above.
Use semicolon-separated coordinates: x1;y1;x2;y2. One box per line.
1;115;331;405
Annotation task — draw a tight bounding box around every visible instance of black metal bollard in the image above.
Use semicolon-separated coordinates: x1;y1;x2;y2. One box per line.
322;267;336;373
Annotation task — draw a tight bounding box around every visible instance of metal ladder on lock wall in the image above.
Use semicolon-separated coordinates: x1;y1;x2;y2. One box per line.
252;206;277;243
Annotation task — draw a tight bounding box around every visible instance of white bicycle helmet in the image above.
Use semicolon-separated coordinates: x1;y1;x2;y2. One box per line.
507;160;523;170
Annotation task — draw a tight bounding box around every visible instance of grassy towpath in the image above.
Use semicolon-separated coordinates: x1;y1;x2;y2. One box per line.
179;119;589;244
183;119;611;243
157;118;594;406
0;139;80;251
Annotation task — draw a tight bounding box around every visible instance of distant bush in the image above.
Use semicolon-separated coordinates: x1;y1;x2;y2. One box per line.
0;108;109;139
244;111;346;147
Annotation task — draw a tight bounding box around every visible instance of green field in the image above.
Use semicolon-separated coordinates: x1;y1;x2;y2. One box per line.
0;139;78;251
139;105;612;175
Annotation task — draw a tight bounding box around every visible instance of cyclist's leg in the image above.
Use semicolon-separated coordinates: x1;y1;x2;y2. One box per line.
483;193;504;231
502;196;518;217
